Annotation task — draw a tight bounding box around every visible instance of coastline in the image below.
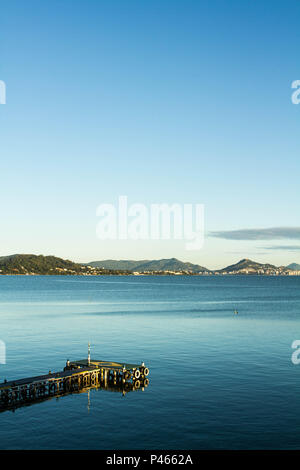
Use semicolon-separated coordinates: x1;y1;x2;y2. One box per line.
1;272;299;277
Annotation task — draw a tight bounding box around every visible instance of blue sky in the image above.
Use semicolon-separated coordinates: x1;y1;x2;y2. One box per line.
0;0;299;268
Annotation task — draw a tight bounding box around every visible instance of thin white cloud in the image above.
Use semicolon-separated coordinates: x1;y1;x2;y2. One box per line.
210;227;300;241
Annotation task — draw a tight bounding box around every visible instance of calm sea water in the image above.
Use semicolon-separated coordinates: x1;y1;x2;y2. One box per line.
0;275;300;449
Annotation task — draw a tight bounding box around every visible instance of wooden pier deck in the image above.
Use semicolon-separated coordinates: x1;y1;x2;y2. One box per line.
0;366;98;391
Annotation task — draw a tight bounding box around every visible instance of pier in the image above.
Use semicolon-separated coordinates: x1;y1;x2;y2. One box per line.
0;353;150;412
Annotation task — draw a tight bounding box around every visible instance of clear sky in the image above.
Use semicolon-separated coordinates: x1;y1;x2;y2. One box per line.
1;0;299;269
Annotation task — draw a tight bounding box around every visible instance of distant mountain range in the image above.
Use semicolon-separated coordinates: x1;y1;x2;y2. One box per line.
287;263;300;271
88;257;298;275
0;254;299;275
87;258;208;273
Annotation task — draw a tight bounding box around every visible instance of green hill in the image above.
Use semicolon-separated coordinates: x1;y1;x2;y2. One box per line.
0;254;131;275
87;259;149;271
0;254;88;275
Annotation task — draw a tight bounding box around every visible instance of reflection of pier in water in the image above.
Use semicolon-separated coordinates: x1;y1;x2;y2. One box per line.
0;350;150;413
0;377;150;413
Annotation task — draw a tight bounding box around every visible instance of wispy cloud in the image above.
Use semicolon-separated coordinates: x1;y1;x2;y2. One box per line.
261;245;300;252
225;250;269;255
210;227;300;241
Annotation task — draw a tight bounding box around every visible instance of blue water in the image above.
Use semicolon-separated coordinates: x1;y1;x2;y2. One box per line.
0;275;300;449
